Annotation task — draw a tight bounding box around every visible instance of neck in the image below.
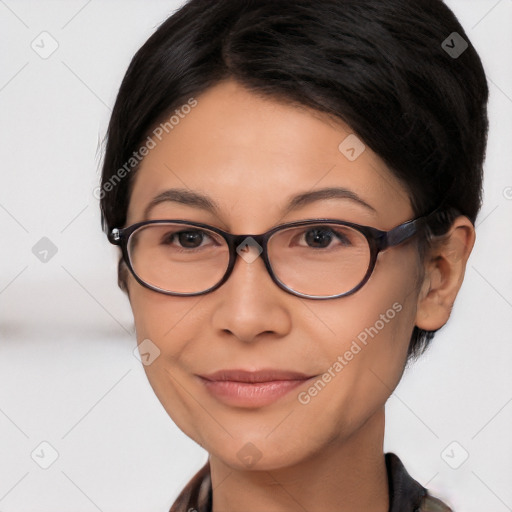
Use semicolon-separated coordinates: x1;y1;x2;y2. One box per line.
209;406;389;512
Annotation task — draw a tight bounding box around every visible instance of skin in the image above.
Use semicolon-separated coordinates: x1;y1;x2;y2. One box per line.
123;78;475;512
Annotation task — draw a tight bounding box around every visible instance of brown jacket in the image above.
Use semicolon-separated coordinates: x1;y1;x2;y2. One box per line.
169;452;453;511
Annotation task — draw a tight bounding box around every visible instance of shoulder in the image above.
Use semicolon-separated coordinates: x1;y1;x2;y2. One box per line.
417;493;454;511
385;452;454;512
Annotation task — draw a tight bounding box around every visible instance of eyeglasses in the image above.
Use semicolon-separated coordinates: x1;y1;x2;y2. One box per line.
108;206;453;300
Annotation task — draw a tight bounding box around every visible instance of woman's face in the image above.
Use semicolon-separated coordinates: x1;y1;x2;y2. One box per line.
125;78;425;470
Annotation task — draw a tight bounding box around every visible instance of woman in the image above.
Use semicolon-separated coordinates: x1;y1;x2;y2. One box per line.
99;0;489;510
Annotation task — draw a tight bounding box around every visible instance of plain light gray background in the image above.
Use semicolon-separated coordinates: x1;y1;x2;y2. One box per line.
0;1;511;511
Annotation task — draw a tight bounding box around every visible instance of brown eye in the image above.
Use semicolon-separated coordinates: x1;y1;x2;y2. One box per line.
161;229;211;249
302;227;352;249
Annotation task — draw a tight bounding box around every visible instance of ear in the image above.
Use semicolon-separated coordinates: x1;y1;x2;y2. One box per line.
415;216;476;330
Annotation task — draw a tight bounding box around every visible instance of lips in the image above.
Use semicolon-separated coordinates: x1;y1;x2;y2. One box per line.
196;369;316;407
198;369;314;383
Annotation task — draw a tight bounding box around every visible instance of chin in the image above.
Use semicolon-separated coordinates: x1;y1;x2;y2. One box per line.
204;432;316;472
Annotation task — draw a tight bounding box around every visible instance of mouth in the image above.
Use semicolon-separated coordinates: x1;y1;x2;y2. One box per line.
195;369;317;408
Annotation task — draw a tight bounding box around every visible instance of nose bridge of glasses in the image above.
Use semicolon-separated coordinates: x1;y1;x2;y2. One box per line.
220;233;273;292
231;233;267;263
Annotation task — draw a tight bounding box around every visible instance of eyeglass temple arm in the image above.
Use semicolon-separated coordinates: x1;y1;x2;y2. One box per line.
383;206;461;249
384;220;421;248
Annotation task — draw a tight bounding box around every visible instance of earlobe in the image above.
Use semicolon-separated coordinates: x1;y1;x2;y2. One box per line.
415;216;476;331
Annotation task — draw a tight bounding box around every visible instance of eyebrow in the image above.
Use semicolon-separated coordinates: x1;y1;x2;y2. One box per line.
282;187;377;216
143;186;377;220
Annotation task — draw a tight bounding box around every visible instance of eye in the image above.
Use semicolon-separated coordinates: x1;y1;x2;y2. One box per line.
161;229;215;250
300;226;353;249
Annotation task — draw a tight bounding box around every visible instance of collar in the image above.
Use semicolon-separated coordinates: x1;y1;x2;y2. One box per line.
169;452;451;512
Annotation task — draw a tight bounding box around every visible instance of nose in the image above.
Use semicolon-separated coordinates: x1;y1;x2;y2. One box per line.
210;243;292;343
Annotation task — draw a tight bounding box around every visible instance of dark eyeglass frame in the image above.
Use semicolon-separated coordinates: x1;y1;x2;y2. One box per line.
108;205;458;300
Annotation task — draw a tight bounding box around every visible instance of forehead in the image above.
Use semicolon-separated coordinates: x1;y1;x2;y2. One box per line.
127;79;412;229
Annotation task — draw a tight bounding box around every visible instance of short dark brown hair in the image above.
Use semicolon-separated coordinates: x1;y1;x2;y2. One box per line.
99;0;489;361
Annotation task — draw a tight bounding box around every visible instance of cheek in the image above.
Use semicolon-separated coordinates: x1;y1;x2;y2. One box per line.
128;284;209;437
298;249;420;425
128;281;206;359
305;248;419;361
346;249;420;376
